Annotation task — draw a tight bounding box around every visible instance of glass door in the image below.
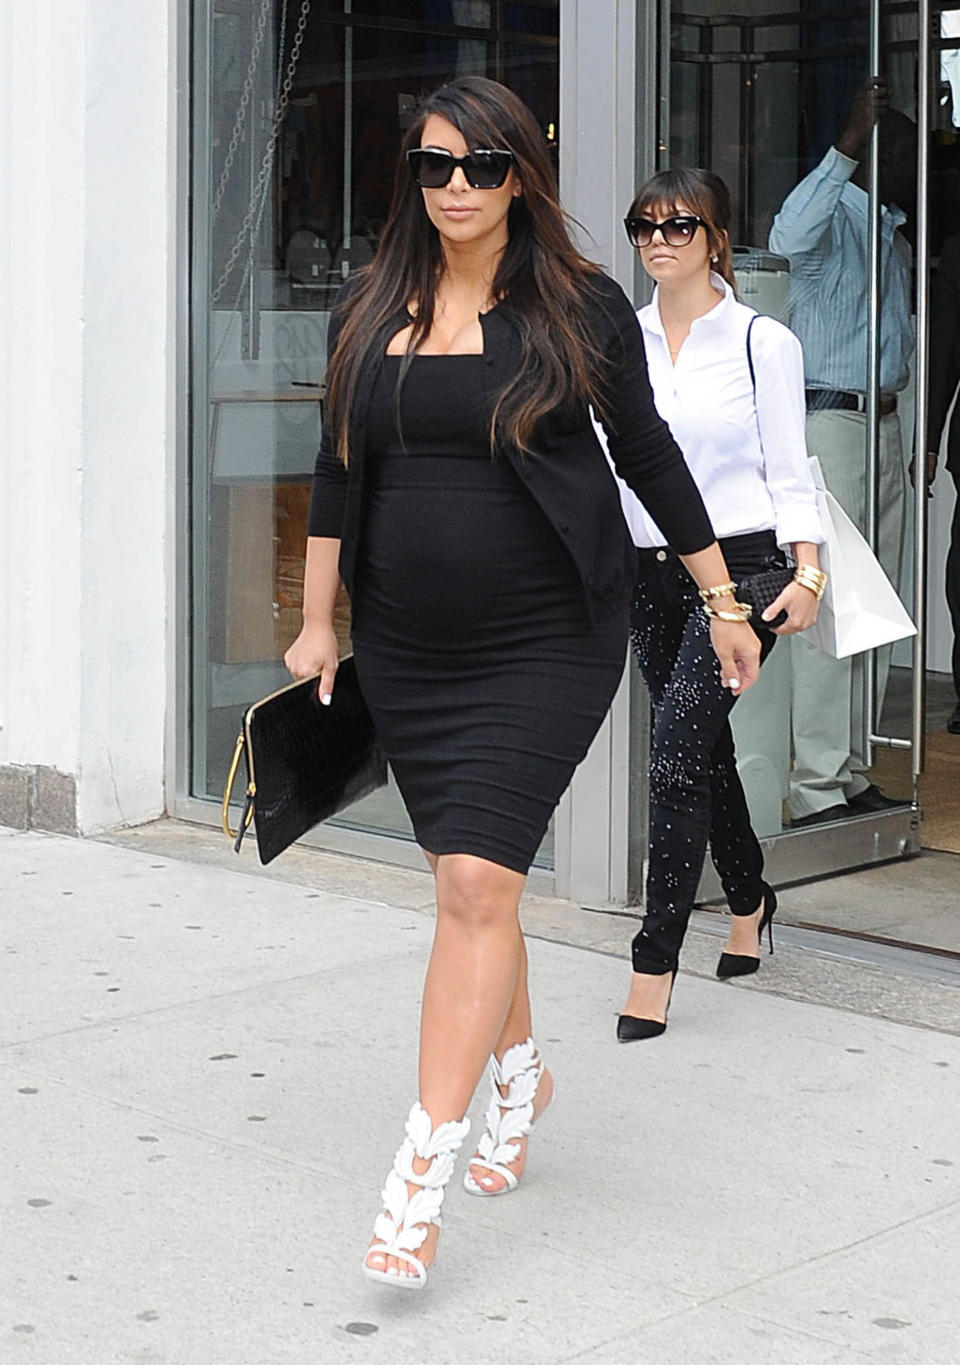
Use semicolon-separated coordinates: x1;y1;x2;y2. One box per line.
189;1;559;861
658;0;953;910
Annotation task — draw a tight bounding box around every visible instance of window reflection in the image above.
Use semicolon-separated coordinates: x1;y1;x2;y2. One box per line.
666;0;925;837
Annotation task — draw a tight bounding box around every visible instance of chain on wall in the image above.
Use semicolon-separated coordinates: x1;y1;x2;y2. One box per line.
212;0;312;309
211;0;272;225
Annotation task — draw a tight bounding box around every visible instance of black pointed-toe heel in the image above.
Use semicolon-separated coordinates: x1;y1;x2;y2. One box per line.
716;885;777;980
616;971;676;1043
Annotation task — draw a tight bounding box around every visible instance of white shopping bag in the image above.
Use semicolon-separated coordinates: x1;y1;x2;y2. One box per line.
803;457;916;659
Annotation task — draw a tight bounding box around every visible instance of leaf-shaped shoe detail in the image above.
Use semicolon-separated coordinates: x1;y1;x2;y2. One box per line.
396;1186;444;1248
503;1065;540;1109
396;1139;458;1190
378;1168;409;1230
364;1101;471;1291
475;1128;497;1163
405;1102;471;1162
464;1037;550;1198
496;1105;532;1146
495;1037;539;1087
404;1101;433;1155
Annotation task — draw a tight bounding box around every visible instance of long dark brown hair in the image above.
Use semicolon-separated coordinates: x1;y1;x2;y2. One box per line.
325;75;608;464
628;167;737;292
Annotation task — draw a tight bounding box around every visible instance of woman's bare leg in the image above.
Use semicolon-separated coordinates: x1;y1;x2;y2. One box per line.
365;851;526;1279
419;854;526;1116
425;851;536;1058
466;931;554;1193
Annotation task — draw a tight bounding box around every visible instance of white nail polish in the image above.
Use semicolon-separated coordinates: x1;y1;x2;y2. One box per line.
728;678;740;689
321;694;332;706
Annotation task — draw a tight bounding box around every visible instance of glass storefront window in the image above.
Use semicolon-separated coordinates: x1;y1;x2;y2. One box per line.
190;1;558;859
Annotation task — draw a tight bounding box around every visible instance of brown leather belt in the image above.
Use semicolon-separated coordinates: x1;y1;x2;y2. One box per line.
806;388;898;417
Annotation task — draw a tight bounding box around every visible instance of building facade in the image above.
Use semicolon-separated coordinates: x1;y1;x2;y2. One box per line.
2;0;952;910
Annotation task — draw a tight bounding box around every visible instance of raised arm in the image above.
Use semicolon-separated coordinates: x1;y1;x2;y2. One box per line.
769;78;885;258
768;147;857;258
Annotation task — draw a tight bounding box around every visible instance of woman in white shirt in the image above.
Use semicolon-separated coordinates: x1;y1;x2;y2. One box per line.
614;168;825;1041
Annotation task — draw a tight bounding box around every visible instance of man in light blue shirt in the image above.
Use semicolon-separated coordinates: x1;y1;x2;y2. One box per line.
769;79;915;824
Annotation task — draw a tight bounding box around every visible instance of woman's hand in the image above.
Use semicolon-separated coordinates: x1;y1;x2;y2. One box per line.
283;622;340;705
765;581;821;635
709;618;761;694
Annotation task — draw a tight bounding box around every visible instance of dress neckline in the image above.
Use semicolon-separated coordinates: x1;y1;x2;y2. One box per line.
383;300;502;359
383;351;484;359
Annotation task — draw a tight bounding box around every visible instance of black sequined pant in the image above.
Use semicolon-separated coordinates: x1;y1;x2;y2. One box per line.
630;532;781;975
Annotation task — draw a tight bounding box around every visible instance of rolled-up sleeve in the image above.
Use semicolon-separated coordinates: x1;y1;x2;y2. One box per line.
752;319;824;546
597;282;715;555
768;146;856;259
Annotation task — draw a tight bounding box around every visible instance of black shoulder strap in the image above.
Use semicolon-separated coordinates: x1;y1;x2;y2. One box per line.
746;312;765;459
746;313;759;394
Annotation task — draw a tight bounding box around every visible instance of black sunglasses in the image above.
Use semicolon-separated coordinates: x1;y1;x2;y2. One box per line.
623;214;705;249
407;147;515;190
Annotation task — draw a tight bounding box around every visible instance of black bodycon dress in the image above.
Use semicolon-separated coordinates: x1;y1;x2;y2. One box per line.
349;354;628;874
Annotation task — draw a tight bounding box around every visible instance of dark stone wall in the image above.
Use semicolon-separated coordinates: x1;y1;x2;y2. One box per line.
0;765;77;835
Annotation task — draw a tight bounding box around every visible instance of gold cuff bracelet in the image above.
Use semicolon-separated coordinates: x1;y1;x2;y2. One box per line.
698;580;737;603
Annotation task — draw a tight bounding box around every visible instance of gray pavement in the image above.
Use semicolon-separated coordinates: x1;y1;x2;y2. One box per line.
2;822;959;1364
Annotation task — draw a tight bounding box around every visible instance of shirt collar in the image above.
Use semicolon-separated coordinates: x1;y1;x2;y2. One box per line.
641;272;731;341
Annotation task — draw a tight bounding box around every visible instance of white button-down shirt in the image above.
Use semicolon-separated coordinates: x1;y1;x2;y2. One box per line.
602;275;823;550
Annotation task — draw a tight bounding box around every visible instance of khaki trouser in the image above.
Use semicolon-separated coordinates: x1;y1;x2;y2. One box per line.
788;408;907;818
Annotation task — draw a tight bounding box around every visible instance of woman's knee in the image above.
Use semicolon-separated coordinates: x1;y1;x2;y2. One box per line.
436;854;524;930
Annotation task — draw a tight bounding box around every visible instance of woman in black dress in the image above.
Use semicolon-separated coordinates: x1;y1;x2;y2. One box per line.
285;76;760;1289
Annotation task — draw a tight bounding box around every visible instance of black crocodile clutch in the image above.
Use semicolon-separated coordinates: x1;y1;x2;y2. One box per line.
221;655;387;865
736;566;793;630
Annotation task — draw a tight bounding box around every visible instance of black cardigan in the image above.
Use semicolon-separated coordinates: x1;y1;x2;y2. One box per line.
308;271;715;622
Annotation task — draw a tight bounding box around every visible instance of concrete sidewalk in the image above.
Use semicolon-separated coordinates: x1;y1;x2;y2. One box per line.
2;824;958;1364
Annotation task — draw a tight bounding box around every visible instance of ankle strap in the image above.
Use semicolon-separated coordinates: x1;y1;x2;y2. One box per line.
405;1101;470;1158
393;1102;471;1189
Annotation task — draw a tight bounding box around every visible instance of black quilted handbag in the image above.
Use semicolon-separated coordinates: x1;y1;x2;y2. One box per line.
735;566;794;630
221;655;387;865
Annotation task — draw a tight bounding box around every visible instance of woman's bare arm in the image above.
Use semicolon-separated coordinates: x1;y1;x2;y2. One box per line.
283;536;342;702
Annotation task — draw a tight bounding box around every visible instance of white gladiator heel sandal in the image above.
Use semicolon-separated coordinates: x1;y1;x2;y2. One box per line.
363;1102;471;1290
463;1036;548;1198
